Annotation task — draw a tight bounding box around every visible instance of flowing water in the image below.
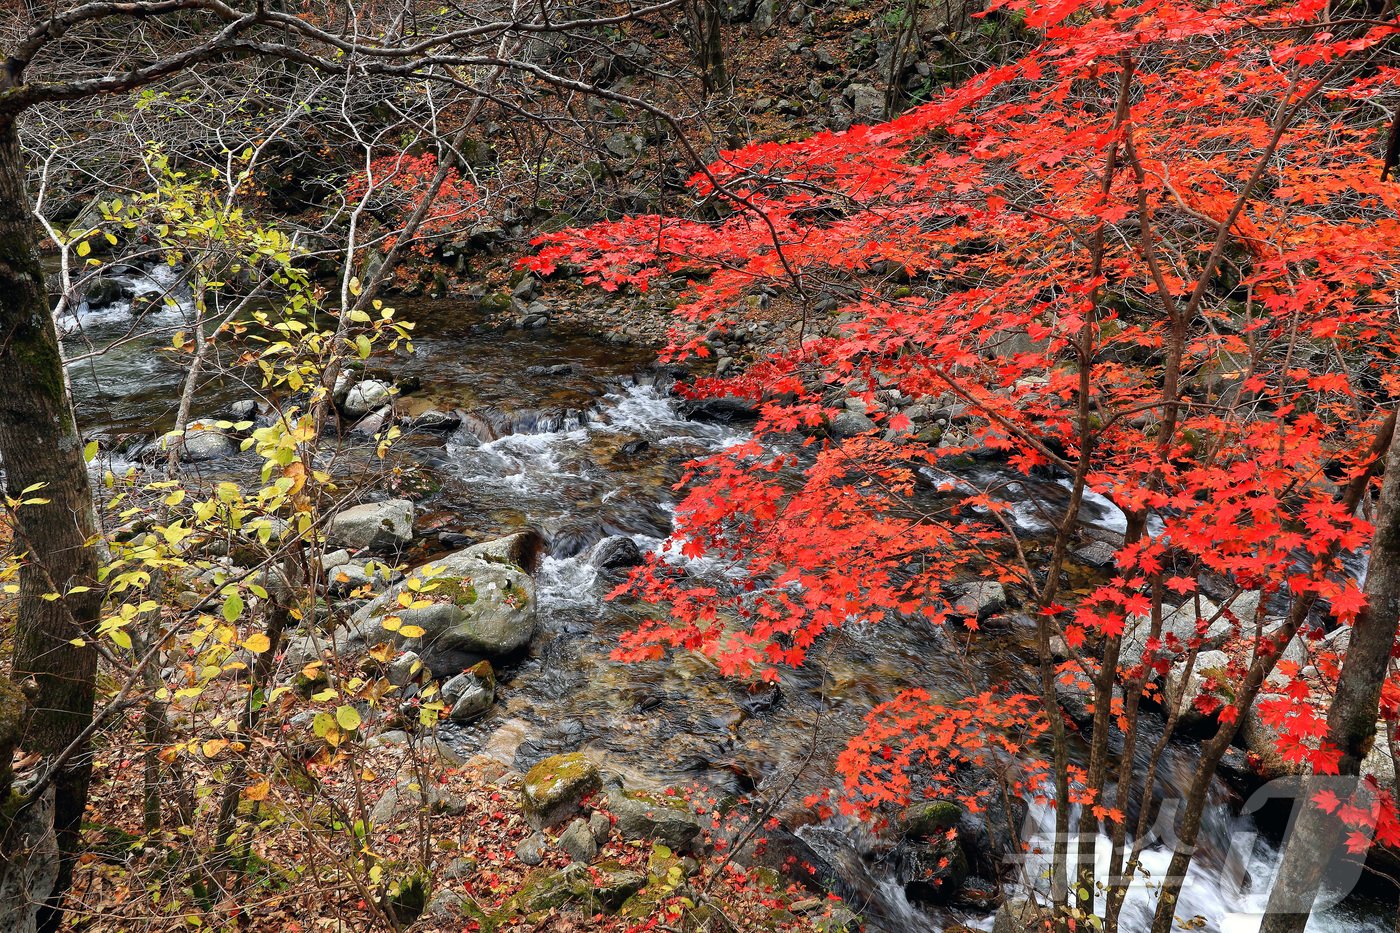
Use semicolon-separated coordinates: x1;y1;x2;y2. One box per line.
62;272;1395;933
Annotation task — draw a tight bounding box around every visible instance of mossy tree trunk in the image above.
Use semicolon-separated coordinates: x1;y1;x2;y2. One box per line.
0;116;103;933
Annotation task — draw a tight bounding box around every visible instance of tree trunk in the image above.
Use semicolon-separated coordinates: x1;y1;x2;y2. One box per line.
690;0;727;97
0;116;103;933
1259;412;1400;933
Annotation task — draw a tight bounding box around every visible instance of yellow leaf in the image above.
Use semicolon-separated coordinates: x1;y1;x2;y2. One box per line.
242;633;271;653
398;625;426;639
335;705;362;732
243;780;271;801
202;739;228;758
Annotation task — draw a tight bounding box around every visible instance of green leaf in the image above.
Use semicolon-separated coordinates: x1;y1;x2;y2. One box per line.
222;593;244;624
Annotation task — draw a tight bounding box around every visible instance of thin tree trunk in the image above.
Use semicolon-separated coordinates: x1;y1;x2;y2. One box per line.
0;117;103;933
1259;412;1400;933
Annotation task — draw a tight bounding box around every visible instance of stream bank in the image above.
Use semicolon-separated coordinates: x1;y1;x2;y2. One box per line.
62;269;1394;932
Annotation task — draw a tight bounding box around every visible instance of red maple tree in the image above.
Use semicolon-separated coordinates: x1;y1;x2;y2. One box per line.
528;0;1400;928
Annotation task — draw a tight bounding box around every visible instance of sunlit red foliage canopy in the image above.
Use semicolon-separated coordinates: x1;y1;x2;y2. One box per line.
528;0;1400;822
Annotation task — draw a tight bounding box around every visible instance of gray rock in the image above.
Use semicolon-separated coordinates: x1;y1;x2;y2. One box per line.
606;787;702;851
386;651;423;686
1364;724;1395;783
368;729;410;749
411;409;462;432
512;276;539;301
588;810;612;844
443;660;495;722
179;426;237;461
293;552;537;676
325;559;396;596
327;498;415;552
828;410;876;438
422;888;472;922
1123;597;1234;663
1165;649;1231;720
680;396;759;424
952;580;1006;620
344;379;393;418
458;530;545;574
845;82;885;123
1073;540;1119;567
350;549;535;659
559;818;598;863
351;405;394;436
370;776;466;825
82;276;130;308
1243;693;1310;779
516;831;549;866
228;399;258;421
588;536;644;570
444;857;478;879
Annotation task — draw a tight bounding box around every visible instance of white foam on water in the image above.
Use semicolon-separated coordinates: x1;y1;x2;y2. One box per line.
1008;803;1390;933
536;553;601;611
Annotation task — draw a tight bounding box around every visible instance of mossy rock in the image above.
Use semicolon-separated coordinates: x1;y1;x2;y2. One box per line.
607;787;702;851
504;864;594;915
903;799;963;840
434;576;479;606
521;753;601;829
346;551;537;673
478;291;514;314
588;860;647;911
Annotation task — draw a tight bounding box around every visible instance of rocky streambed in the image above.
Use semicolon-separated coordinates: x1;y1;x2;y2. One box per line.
63;268;1394;932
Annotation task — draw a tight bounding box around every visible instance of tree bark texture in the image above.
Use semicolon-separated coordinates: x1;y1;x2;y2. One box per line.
0;116;103;933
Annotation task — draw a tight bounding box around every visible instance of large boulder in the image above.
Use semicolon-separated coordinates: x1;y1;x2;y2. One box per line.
328;498;415;552
680;396;759;424
588;535;645;571
370;775;466;825
346;548;536;672
1122;597;1235;664
457;529;545;575
828;410;876;438
951;580;1007;620
897;799;968;905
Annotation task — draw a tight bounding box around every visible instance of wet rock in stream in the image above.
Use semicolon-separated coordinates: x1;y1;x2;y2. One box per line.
587;534;644;570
